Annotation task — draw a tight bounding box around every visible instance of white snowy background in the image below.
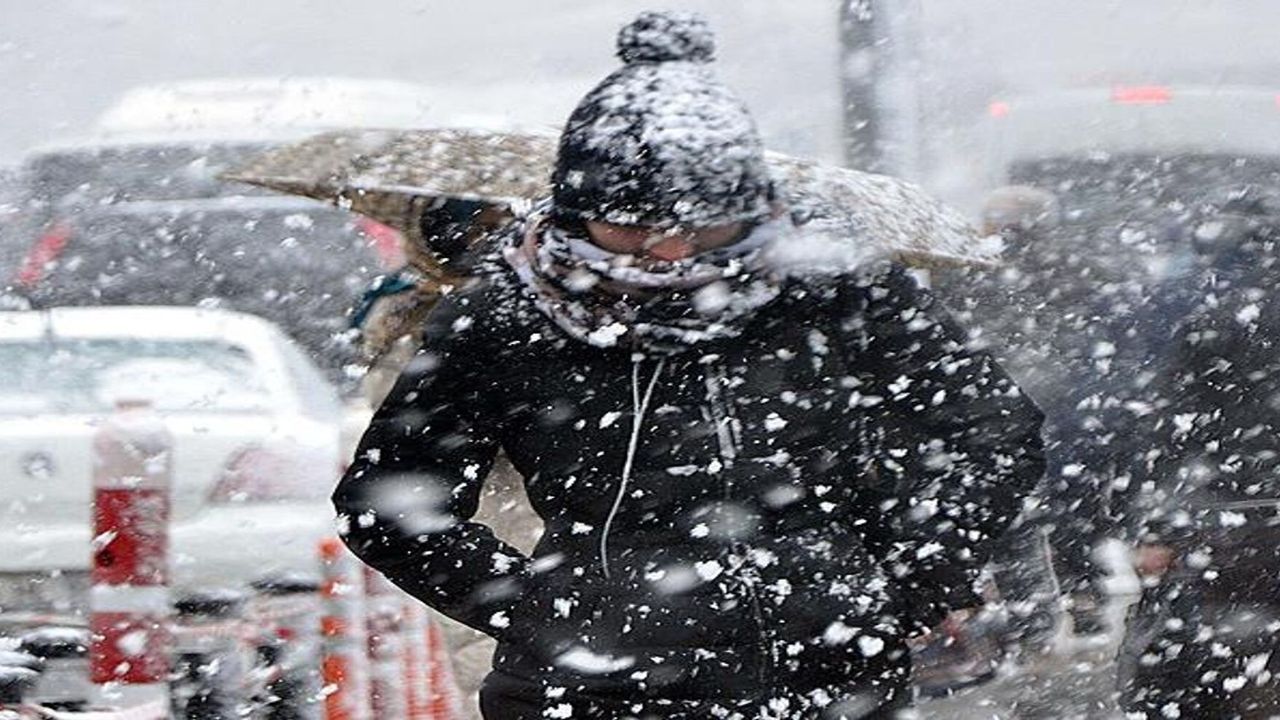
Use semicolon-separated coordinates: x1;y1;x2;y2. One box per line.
0;0;841;166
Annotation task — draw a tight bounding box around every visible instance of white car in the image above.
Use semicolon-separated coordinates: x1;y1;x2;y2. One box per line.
0;306;344;605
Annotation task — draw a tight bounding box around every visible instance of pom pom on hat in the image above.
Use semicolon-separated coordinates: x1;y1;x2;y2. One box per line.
617;11;715;64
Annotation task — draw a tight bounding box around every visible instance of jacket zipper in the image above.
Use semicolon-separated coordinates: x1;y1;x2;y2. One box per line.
704;361;774;686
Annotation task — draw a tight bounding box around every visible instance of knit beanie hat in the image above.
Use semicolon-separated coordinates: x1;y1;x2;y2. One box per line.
551;11;774;230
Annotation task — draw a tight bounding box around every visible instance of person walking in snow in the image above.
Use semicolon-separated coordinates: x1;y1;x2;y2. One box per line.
1117;189;1280;719
932;187;1115;647
334;11;1044;719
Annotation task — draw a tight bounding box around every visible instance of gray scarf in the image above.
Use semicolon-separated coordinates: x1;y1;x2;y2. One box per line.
504;212;788;349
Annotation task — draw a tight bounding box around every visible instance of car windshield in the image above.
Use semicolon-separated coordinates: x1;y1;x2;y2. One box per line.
23;143;275;209
0;337;270;414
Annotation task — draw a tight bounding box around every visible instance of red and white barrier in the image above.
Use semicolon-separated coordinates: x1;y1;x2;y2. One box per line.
318;539;371;720
401;602;429;720
78;404;476;717
402;602;463;720
424;615;462;720
361;568;407;719
90;400;172;709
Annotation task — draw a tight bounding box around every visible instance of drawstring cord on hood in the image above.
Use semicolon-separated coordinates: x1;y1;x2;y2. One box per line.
600;354;667;579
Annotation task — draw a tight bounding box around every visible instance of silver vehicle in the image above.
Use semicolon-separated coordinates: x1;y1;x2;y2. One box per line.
0;306;343;607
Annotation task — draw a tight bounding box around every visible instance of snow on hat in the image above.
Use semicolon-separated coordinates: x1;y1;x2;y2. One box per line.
551;11;774;229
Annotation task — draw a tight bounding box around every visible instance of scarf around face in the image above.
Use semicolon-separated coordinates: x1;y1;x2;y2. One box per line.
504;211;789;349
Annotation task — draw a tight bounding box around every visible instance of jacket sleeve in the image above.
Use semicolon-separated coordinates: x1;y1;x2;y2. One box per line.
838;264;1047;632
332;295;532;639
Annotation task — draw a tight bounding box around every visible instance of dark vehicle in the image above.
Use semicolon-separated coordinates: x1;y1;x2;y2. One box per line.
3;140;401;386
962;89;1280;621
983;87;1280;375
840;1;1279;212
999;149;1280;329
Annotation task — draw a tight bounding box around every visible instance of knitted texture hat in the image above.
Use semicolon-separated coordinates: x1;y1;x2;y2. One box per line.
551;11;773;229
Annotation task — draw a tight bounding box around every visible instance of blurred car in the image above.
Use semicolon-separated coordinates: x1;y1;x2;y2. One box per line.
0;306;343;607
3;139;401;386
982;86;1280;273
90;77;439;139
0;78;449;388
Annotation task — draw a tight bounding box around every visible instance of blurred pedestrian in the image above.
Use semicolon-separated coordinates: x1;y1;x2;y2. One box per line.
335;11;1044;719
933;186;1113;648
1117;189;1280;719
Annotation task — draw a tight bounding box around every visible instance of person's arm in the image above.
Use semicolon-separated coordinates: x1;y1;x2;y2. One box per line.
837;264;1047;632
332;295;532;638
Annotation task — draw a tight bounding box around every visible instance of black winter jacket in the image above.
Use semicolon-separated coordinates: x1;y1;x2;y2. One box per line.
333;254;1045;708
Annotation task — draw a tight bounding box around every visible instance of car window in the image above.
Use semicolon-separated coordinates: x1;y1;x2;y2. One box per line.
23;143;275;208
0;337;270;414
